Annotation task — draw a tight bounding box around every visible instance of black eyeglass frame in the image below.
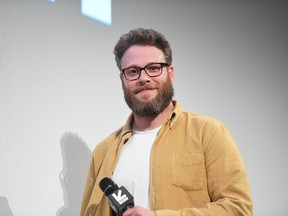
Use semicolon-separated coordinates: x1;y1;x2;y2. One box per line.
121;62;170;81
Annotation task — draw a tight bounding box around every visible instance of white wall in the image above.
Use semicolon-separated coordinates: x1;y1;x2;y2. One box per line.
0;0;287;215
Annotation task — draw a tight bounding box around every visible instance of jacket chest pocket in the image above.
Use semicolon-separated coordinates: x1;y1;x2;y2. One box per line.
172;153;206;191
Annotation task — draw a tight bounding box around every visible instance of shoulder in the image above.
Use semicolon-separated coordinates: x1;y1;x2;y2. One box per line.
172;100;225;129
91;113;133;163
180;111;225;129
92;127;124;157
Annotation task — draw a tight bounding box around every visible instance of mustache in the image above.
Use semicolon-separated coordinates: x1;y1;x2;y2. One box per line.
134;84;157;94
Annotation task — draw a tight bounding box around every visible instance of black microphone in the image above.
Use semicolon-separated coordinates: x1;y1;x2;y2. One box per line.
99;177;135;216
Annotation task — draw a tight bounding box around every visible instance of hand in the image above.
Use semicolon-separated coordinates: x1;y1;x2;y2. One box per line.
122;206;156;216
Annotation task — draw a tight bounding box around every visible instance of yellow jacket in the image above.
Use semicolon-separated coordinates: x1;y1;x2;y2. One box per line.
81;101;253;216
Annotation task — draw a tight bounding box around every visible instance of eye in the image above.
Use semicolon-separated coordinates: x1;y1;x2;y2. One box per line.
146;64;160;72
126;67;139;76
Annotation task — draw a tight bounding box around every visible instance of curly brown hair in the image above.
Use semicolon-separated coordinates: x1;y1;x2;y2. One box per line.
113;28;172;70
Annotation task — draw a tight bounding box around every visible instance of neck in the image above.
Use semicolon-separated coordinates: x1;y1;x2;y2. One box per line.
132;101;174;131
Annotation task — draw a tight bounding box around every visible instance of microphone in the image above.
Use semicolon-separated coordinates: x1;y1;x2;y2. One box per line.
99;177;135;216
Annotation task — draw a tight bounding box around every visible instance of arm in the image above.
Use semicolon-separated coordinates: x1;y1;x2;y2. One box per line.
80;159;96;216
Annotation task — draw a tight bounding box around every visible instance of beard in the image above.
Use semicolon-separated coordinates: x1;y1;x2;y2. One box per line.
122;76;174;117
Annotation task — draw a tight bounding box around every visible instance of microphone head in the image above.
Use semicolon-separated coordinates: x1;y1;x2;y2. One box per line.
99;177;119;196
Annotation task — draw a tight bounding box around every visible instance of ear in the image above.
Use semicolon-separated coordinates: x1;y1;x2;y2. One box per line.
168;65;174;82
119;73;124;81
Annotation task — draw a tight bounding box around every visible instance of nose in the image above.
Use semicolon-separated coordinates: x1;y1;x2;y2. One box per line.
138;69;151;83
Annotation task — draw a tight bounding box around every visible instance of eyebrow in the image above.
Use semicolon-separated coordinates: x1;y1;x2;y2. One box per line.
122;62;163;69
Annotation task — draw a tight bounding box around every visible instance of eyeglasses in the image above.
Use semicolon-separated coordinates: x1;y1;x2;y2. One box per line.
121;62;170;81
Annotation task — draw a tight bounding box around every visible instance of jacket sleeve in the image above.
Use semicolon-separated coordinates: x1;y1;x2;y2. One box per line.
80;158;96;216
155;122;253;216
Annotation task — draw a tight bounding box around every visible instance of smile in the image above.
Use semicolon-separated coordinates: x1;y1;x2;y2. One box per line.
136;88;155;94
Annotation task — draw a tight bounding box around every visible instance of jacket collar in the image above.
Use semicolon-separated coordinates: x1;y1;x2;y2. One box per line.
166;100;182;129
118;100;183;141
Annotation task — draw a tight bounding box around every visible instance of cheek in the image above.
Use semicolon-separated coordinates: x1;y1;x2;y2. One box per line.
121;79;133;92
121;79;127;91
121;77;137;88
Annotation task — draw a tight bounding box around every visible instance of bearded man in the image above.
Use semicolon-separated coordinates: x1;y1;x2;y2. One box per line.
80;28;253;216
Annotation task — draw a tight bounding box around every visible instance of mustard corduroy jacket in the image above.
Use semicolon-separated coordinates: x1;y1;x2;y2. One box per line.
80;101;253;216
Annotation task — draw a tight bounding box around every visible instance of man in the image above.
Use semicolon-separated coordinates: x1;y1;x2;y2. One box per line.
80;28;253;216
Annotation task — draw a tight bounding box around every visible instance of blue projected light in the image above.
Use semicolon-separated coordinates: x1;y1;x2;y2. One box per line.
49;0;112;25
82;0;111;25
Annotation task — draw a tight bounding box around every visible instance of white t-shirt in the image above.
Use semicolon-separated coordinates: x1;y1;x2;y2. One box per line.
112;126;161;209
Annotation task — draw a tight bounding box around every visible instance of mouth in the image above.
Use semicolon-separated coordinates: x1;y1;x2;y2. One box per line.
135;87;155;94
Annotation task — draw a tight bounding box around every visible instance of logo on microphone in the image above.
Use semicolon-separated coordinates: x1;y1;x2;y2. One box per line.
99;178;135;215
112;190;129;205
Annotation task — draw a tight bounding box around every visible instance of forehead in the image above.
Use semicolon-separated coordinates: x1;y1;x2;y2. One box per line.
121;45;165;68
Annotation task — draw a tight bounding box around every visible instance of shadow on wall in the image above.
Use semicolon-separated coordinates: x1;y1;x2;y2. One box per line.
56;133;92;216
0;197;14;216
